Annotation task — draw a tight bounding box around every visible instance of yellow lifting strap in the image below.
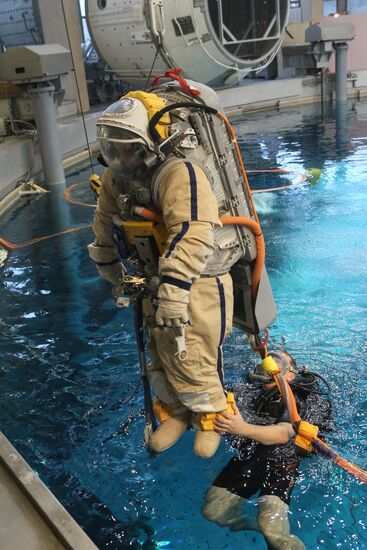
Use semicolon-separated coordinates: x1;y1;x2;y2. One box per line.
124;91;170;140
199;392;236;431
153;398;174;424
294;420;319;452
261;355;281;375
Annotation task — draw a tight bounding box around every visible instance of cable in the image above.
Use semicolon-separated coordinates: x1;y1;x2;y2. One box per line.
22;11;38;45
63;182;97;208
296;370;332;395
60;0;94;174
109;377;142;411
0;225;92;251
144;48;160;91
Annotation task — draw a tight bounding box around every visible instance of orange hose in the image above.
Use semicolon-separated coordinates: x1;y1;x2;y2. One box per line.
133;207;163;223
133;208;265;302
0;181;95;252
220;216;264;300
281;375;301;425
0;225;92;251
63;182;96;208
267;365;301;426
216;111;259;224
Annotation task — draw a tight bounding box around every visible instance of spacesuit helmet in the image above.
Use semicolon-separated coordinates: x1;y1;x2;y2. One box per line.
97;97;155;176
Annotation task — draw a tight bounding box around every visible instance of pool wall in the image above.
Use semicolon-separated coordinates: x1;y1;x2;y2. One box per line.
0;432;98;549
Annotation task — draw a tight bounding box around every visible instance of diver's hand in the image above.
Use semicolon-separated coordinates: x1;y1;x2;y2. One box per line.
214;405;249;436
156;283;190;328
215;406;295;445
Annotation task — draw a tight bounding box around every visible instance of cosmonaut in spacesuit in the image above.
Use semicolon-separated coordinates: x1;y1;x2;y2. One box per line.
88;73;277;458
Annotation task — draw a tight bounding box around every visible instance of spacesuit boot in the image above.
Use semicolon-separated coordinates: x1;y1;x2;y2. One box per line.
202;486;258;531
192;392;237;458
148;411;191;452
257;495;306;550
193;429;221;459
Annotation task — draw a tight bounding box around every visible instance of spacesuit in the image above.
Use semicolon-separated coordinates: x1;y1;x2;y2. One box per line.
88;79;276;458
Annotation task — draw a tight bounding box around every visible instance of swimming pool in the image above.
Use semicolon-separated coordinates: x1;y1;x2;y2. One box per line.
1;99;366;549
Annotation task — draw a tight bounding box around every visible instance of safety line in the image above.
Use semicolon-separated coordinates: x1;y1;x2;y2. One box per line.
0;225;92;251
63;182;97;207
60;0;94;174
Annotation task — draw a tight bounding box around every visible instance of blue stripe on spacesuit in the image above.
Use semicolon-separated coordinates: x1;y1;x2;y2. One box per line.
216;277;226;388
185;161;198;221
161;275;192;291
164;222;189;258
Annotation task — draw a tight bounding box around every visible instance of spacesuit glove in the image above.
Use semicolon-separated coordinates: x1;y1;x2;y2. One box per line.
156;283;190;328
96;261;124;286
88;242;124;286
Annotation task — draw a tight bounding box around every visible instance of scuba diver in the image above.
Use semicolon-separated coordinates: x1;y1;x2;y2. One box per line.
202;350;332;550
88;71;277;458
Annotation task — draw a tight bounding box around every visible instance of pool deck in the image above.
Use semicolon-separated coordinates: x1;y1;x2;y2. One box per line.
0;433;97;550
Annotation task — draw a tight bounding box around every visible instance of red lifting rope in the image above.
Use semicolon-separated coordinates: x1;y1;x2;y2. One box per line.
150;67;201;96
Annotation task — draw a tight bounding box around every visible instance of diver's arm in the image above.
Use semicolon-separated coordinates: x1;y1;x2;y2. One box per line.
237;422;295;446
87;168;122;284
214;405;295;445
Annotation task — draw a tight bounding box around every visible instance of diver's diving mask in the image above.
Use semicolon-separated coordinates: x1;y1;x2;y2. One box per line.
97;125;149;177
247;351;298;385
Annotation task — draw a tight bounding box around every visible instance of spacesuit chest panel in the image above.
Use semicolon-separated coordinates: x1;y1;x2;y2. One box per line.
111;172;168;278
151;155;246;276
112;172;157;215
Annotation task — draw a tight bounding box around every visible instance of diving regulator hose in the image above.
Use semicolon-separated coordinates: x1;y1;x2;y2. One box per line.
260;348;367;483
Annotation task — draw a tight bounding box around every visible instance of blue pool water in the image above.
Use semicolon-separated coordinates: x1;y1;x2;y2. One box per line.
1;100;367;549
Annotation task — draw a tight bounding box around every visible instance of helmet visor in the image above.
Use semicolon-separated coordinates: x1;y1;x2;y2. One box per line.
100;140;147;176
97;125;147;176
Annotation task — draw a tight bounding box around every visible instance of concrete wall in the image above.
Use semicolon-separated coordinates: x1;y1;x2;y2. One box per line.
0;112;98;202
321;14;367;71
284;13;367;72
0;432;98;550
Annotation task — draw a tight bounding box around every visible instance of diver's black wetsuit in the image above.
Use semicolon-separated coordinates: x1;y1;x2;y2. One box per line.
213;376;333;505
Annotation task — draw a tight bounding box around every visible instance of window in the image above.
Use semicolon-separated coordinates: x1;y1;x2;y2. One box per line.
290;1;301;7
324;1;337;15
348;0;367;13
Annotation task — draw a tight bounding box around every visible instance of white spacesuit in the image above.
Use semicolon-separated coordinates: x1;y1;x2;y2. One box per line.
88;78;276;458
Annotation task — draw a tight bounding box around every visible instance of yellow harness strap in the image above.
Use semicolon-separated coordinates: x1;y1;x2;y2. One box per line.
261;355;281;374
153;398;174;423
89;173;102;200
294;420;319;452
199;392;236;431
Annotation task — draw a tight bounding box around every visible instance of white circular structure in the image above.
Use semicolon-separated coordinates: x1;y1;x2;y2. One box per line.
86;0;290;88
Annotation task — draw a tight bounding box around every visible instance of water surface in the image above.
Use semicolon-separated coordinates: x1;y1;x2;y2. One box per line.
1;100;366;549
